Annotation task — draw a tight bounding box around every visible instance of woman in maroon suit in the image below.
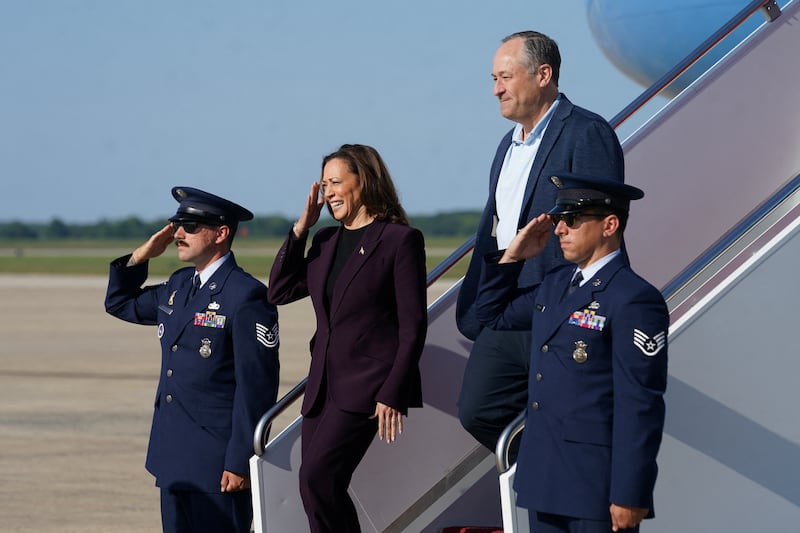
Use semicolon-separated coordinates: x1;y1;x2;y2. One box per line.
268;144;427;533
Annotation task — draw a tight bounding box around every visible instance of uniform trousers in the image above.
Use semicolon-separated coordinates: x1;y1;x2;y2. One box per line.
458;328;532;452
159;487;252;533
299;397;378;533
530;510;639;533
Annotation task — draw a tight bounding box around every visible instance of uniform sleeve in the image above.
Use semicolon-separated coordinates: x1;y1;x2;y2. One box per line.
609;284;669;509
475;253;537;331
374;228;427;411
224;293;280;476
104;254;165;325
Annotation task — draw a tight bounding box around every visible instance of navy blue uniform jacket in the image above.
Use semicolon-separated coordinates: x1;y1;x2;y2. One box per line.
457;94;625;340
477;254;668;519
268;220;427;416
105;252;280;492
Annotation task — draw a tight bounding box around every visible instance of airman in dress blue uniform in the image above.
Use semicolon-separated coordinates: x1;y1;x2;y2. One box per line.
105;187;280;533
476;175;668;532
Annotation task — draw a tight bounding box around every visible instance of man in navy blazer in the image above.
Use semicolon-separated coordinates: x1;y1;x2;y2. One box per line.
477;175;668;532
105;187;280;533
457;31;625;452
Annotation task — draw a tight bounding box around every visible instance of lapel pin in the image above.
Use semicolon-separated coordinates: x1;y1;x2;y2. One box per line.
359;246;365;255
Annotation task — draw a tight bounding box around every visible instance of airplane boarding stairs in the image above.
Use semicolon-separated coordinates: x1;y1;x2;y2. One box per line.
250;1;800;530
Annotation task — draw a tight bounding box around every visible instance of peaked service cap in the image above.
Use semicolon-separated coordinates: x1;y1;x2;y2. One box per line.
547;173;644;215
169;186;253;226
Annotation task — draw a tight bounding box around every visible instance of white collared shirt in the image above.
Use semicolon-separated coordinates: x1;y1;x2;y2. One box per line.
495;96;561;248
195;252;231;288
572;249;621;287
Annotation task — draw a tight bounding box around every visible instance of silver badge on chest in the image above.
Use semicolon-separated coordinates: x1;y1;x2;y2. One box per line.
199;338;212;358
573;340;588;363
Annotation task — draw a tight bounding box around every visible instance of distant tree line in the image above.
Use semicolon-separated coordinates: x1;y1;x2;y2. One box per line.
0;211;481;240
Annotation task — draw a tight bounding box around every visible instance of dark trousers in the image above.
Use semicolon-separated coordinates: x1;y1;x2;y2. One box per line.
159;487;252;533
458;328;531;452
299;400;378;533
530;511;640;533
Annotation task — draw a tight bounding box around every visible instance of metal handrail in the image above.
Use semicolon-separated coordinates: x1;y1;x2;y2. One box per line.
426;234;475;286
253;234;477;456
662;171;800;302
252;378;307;455
609;0;780;130
495;411;526;474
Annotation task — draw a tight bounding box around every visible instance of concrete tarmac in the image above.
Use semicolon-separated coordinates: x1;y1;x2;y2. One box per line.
0;274;450;532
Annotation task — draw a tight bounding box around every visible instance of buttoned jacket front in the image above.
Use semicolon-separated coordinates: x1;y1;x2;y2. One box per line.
105;252;280;492
477;254;668;519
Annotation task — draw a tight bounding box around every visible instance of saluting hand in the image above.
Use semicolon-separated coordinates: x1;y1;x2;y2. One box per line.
372;402;402;444
500;213;552;263
292;182;324;238
130;224;175;265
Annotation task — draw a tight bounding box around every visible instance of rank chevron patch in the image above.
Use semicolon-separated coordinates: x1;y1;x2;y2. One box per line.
256;322;279;349
633;328;666;356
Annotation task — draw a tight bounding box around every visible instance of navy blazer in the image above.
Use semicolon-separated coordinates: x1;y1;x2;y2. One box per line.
268;220;427;416
456;94;625;340
477;254;668;519
105;252;280;492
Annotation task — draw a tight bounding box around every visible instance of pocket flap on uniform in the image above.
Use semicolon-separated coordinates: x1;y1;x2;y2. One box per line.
562;418;612;446
193;406;232;428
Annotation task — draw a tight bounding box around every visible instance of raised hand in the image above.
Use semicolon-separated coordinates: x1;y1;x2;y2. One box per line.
292;182;324;238
130;224;175;265
500;213;552;263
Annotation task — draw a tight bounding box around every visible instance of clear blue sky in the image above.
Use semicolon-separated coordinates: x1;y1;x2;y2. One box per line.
1;1;647;223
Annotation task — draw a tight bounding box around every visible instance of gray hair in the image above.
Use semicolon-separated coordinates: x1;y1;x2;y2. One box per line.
501;31;561;85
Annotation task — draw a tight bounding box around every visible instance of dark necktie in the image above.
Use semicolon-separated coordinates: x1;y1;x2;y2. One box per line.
188;274;201;300
567;270;583;297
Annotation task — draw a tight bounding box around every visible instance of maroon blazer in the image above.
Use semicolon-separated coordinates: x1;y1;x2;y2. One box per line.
268;219;427;416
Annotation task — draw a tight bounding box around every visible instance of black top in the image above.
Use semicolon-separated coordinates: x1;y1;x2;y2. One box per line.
324;224;369;312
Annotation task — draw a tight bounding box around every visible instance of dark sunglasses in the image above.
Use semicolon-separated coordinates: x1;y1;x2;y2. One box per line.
171;221;218;234
550;213;608;228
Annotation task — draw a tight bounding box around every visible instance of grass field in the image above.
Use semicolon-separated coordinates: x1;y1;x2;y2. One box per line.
0;237;472;279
